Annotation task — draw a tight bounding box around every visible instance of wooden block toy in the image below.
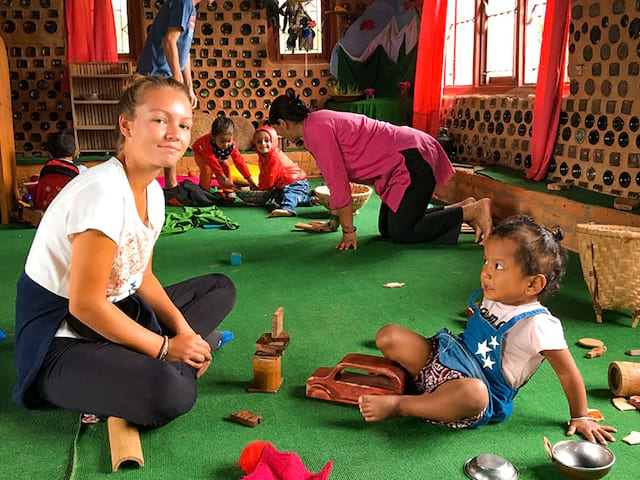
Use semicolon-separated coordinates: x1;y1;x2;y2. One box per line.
626;349;640;357
272;306;284;338
255;332;290;355
107;417;144;472
306;353;407;406
585;345;607;358
612;397;636;411
577;337;604;349
622;431;640;445
630;395;640;409
230;252;242;266
608;361;640;397
230;410;263;427
613;197;640;211
587;408;604;422
248;352;283;393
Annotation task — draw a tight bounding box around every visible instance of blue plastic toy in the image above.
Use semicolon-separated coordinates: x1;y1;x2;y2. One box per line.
0;329;6;340
230;252;242;266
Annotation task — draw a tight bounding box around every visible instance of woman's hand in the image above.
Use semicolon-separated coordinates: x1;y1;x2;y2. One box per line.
166;332;212;370
567;418;616;445
335;231;357;250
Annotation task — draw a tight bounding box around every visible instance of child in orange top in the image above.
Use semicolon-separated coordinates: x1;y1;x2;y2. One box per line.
192;116;258;200
253;125;317;217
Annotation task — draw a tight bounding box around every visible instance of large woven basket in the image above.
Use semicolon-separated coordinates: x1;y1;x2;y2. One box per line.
576;223;640;328
314;183;372;214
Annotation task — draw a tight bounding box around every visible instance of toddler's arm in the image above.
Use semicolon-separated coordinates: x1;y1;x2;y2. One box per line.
231;147;259;189
543;348;616;445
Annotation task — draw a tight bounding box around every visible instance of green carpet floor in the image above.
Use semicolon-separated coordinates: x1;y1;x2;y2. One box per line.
1;192;639;479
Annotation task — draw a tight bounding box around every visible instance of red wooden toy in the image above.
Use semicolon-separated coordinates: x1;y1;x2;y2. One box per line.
306;353;406;406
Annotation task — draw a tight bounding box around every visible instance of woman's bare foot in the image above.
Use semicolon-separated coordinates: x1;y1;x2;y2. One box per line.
358;395;401;422
461;198;493;245
268;208;294;218
445;196;476;209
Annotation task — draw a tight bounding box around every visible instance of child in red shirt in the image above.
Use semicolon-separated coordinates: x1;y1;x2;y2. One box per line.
254;125;317;217
192;116;258;201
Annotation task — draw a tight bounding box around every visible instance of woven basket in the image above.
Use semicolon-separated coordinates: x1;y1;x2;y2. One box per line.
190;112;213;148
235;189;272;206
576;223;640;328
314;183;373;214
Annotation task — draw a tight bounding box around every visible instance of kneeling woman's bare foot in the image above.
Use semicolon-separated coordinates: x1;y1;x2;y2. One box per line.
445;196;476;209
462;198;493;245
268;208;294;218
359;395;401;422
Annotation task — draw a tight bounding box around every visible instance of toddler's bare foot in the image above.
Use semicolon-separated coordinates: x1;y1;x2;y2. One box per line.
462;198;493;245
268;209;294;218
445;196;476;209
358;395;401;422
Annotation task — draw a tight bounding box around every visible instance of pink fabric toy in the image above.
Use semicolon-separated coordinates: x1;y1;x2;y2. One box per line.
239;441;333;480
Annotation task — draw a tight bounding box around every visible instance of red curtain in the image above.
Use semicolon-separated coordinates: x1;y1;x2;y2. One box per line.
527;0;571;181
65;0;118;63
412;0;448;136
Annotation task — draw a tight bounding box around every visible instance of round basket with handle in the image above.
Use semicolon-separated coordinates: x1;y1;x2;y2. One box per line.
576;223;640;328
314;183;372;215
235;189;272;207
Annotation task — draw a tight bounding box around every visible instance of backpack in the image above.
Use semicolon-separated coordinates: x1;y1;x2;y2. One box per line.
34;159;80;211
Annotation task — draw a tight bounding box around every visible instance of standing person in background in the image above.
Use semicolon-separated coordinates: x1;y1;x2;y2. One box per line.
13;76;236;428
137;0;214;191
269;92;493;251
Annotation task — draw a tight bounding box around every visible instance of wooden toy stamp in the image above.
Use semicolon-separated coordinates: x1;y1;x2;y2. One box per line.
230;410;263;427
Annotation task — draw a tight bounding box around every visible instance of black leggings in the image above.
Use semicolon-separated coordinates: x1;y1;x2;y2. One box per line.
378;149;462;244
34;274;236;428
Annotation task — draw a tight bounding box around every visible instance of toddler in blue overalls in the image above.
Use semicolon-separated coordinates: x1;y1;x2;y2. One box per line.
358;215;616;445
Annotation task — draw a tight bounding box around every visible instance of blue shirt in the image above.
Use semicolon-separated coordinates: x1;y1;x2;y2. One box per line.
136;0;195;77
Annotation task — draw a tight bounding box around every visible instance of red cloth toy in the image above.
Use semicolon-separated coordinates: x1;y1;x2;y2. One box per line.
238;441;333;480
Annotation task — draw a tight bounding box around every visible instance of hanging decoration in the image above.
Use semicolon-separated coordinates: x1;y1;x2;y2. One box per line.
279;0;317;52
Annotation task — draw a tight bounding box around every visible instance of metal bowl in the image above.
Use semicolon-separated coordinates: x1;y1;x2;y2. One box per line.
464;454;519;480
545;438;615;480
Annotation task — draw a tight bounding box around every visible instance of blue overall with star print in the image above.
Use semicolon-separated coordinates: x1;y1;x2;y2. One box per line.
435;288;549;427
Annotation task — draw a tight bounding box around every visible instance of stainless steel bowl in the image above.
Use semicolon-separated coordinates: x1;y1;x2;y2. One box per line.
464;454;519;480
544;438;615;480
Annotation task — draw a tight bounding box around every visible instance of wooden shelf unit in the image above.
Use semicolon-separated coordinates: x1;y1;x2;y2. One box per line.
69;62;132;154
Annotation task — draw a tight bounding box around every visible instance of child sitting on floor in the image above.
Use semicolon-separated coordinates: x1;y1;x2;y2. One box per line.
253;125;317;217
33;131;86;211
359;215;616;445
192;116;258;202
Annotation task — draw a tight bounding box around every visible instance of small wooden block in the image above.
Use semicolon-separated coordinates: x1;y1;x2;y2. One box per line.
585;345;607;358
587;408;604;422
577;337;604;349
630;396;640;409
613;197;640;211
294;222;315;231
255;332;290;355
460;222;475;234
383;282;405;288
612;397;636;411
622;431;640;445
230;410;263;427
107;417;144;472
547;182;571;191
626;349;640;356
272;306;284;338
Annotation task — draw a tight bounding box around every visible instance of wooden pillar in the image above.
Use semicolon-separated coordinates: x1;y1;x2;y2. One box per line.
0;34;18;224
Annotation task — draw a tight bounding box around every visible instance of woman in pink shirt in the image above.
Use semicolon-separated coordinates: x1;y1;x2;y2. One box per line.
269;93;493;250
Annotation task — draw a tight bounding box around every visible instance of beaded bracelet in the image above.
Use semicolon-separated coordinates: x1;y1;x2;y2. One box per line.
342;226;357;234
157;335;169;361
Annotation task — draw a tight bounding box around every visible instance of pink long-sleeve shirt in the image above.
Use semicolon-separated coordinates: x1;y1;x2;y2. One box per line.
302;110;454;212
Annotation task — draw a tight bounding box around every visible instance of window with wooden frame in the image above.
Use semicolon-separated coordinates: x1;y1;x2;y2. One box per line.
444;0;566;93
268;0;333;62
111;0;144;61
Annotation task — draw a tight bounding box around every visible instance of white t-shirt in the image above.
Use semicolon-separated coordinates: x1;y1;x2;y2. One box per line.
25;158;165;337
479;299;567;388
